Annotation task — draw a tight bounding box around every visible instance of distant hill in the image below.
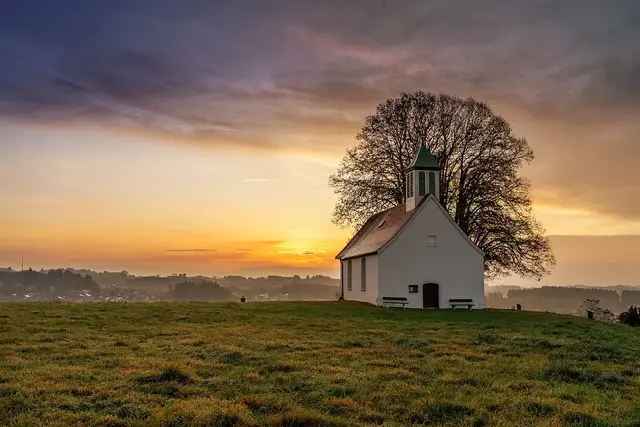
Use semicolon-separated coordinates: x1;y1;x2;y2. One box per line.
486;284;640;314
0;268;100;300
0;268;340;302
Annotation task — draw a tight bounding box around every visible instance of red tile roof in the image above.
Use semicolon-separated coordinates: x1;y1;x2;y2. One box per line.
335;203;419;260
335;194;485;260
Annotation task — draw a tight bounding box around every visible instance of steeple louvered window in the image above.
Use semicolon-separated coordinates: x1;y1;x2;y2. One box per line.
406;172;414;198
428;171;436;195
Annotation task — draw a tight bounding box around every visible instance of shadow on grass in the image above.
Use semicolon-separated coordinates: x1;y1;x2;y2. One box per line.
561;412;608;427
0;386;34;421
136;366;194;385
135;366;198;397
407;403;475;424
535;362;628;387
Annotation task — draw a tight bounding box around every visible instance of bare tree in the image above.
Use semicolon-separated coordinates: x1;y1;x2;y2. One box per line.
329;92;555;280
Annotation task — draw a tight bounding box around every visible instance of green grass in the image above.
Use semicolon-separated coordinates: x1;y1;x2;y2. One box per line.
1;301;640;426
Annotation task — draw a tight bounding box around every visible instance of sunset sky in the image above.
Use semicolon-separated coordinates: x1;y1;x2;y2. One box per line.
1;0;640;284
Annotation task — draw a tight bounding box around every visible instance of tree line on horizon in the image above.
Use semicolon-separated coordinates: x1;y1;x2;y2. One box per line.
0;269;101;298
0;268;339;302
6;267;640;313
168;281;234;302
0;269;236;302
487;286;640;314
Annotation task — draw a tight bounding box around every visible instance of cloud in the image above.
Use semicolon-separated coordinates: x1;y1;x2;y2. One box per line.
300;248;328;256
2;1;638;129
576;59;640;111
499;235;640;286
0;236;337;277
281;24;406;67
165;249;217;253
1;0;640;221
241;178;284;183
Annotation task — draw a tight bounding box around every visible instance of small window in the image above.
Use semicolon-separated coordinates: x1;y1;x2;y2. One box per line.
406;173;411;198
347;260;352;291
427;235;437;247
418;171;426;196
409;285;418;293
428;171;436;195
406;172;414;198
410;173;414;197
361;257;367;291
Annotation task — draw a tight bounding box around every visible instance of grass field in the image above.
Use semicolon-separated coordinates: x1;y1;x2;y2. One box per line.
1;302;640;426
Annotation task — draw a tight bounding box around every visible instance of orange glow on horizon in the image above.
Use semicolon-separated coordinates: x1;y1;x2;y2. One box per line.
2;120;639;281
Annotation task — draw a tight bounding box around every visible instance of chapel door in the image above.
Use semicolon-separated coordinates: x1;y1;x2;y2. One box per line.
423;283;439;309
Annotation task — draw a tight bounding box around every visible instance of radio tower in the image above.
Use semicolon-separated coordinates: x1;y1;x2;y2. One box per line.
21;257;23;271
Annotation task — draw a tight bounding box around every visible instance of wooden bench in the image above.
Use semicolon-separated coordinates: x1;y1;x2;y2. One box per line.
449;298;475;309
381;297;408;308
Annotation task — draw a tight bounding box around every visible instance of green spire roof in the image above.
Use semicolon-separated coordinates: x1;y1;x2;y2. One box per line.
409;144;439;169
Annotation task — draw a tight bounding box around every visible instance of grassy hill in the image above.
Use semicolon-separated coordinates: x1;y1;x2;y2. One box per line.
1;302;639;426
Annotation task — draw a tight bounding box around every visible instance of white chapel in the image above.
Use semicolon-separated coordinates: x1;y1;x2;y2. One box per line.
335;144;485;309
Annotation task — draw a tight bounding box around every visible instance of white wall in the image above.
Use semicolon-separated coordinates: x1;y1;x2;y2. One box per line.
341;255;379;305
378;199;485;309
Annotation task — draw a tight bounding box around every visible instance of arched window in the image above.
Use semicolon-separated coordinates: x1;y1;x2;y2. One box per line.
406;172;414;198
410;173;414;197
406;173;411;198
428;171;436;195
418;171;426;196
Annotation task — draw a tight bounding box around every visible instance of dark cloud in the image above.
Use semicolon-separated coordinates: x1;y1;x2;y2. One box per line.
277;75;386;108
1;0;640;218
1;0;637;124
578;60;640;110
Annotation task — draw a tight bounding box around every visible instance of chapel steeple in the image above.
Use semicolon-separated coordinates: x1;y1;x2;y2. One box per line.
405;143;441;212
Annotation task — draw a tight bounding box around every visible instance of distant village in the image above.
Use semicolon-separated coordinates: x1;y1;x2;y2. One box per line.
0;267;339;303
2;266;640;317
